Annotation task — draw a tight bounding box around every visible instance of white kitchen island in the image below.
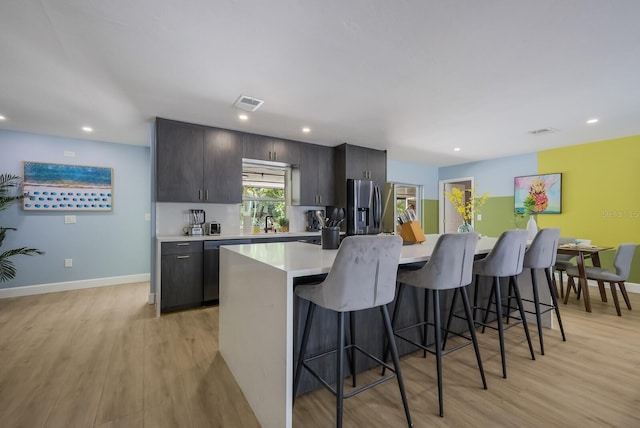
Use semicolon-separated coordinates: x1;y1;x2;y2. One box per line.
218;235;550;428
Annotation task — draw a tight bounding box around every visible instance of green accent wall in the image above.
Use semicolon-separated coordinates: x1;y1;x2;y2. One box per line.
538;135;640;283
474;196;519;237
421;199;439;234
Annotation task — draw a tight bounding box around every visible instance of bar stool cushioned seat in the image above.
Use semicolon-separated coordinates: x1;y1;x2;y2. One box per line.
293;235;412;428
389;232;486;417
565;243;636;316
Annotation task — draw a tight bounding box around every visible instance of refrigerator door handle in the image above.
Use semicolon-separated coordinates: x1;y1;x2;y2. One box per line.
373;186;381;228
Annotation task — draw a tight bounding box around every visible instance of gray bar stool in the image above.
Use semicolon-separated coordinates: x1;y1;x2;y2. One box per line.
292;235;412;428
522;228;566;355
386;233;486;417
471;229;535;378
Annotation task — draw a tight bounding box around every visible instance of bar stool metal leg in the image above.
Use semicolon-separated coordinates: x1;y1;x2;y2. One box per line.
493;276;507;378
511;276;536;361
530;268;545;355
380;305;413;427
460;287;487;390
336;312;345;428
293;302;316;405
545;268;566;341
432;289;444;417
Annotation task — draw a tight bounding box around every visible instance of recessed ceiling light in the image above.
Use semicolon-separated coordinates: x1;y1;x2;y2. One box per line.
238;113;248;121
81;126;93;133
0;115;6;121
302;127;311;133
586;118;599;124
453;147;461;152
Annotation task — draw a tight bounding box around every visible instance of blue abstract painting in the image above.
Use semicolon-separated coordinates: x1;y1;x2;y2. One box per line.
23;162;113;211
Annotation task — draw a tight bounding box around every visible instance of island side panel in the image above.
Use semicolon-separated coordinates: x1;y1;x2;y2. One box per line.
219;247;294;428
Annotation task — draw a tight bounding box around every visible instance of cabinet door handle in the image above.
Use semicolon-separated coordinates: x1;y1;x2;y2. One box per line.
199;189;203;200
273;151;277;161
268;151;272;161
318;195;322;204
205;189;209;200
177;255;190;259
176;243;190;246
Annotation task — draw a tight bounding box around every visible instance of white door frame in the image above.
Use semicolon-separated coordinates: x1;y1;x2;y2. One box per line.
438;177;474;234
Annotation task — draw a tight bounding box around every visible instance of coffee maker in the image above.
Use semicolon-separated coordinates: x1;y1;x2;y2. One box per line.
188;209;205;235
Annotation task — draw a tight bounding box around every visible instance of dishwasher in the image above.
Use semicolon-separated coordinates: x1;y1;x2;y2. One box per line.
203;239;251;304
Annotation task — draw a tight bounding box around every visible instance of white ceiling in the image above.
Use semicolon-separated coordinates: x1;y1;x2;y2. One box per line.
1;0;640;166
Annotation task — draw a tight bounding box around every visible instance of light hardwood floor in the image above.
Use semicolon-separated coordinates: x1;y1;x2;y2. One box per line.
1;282;638;427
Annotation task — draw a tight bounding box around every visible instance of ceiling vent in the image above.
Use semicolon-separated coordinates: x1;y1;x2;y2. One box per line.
528;127;559;136
233;95;264;112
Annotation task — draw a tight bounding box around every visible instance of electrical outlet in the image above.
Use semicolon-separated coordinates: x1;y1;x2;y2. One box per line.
65;259;73;268
477;214;482;221
64;215;76;224
64;151;75;157
144;213;151;221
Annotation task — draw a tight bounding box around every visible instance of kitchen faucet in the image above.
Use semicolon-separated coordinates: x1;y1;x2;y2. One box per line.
264;216;274;233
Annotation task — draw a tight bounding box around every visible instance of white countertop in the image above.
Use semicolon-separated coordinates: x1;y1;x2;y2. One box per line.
223;234;500;277
156;231;323;243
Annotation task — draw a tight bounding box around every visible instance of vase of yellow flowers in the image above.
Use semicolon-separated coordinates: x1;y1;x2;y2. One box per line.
445;186;489;233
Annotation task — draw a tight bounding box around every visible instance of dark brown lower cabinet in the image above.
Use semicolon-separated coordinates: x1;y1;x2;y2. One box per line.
161;242;203;313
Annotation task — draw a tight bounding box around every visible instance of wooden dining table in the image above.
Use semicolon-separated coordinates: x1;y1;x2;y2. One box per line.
557;244;613;312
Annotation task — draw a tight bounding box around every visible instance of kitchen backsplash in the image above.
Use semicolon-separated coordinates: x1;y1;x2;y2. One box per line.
155;202;324;236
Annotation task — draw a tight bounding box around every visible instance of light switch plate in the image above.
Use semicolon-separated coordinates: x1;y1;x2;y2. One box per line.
64;259;73;268
477;214;482;221
64;215;76;224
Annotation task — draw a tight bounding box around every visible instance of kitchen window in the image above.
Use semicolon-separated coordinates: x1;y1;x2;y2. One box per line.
241;162;290;232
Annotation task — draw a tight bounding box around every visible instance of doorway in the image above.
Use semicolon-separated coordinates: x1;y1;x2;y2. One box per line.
382;182;422;233
439;177;474;233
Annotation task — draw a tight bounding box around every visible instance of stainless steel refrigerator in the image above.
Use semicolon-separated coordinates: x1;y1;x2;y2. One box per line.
346;179;381;235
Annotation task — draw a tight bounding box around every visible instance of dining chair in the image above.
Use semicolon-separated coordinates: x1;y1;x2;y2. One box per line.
384;233;486;417
522;228;566;355
565;243;636;316
470;229;535;378
554;236;577;298
292;235;412;428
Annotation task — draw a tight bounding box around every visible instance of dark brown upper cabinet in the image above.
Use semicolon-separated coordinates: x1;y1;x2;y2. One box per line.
333;143;387;208
242;133;300;165
293;143;335;206
156;118;242;203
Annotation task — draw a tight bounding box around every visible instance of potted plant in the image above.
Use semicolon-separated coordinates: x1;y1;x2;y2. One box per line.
277;217;289;232
0;174;43;282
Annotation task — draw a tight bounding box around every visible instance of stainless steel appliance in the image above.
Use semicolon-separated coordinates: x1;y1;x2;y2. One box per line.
205;221;221;235
203;239;251;303
188;209;205;236
346;179;381;235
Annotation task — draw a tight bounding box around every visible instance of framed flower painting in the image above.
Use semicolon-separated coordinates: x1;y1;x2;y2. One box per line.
514;173;562;214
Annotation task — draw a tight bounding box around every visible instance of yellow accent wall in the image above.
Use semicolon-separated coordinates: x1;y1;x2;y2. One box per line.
537;135;640;246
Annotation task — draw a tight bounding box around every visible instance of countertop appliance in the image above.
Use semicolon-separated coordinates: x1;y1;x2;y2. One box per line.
306;210;324;231
188;209;205;236
205;221;221;235
346;179;381;235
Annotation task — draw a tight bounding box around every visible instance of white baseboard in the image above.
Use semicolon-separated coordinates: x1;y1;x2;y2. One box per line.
0;273;150;299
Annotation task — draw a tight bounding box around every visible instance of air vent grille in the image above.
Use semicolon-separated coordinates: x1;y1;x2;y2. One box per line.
528;127;559;136
233;95;264;112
